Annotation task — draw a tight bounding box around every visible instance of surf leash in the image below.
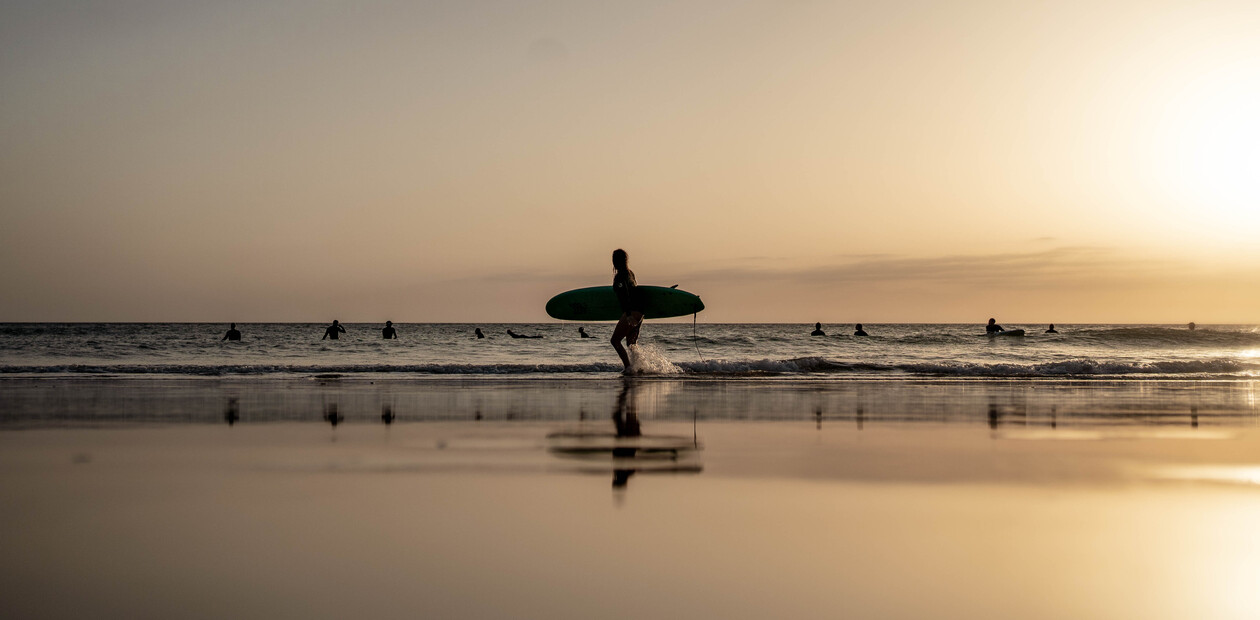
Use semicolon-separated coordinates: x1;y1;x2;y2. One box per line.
692;312;705;364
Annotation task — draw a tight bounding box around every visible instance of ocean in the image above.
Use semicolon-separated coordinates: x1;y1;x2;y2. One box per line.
5;322;1260;619
2;322;1258;378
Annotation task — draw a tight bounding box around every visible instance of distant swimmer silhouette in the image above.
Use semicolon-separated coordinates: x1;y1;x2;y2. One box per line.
986;318;1005;334
475;327;485;339
853;324;868;336
222;323;241;341
811;322;825;336
579;327;592;338
322;320;346;340
507;329;543;339
1045;324;1058;334
382;321;398;339
610;249;644;371
1188;322;1197;331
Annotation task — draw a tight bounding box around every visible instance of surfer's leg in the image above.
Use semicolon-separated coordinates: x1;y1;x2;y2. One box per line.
626;311;643;346
611;315;632;368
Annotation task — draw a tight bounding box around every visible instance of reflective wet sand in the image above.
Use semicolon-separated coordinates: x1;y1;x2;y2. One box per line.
2;378;1259;618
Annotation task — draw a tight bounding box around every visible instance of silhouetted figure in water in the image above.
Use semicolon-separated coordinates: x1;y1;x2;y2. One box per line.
579;327;592;338
853;323;868;336
811;322;825;336
382;321;398;339
322;320;346;340
507;329;542;339
222;323;241;341
381;404;395;424
986;318;1005;334
224;398;240;425
475;328;484;339
1045;324;1058;334
610;249;644;371
1188;322;1197;331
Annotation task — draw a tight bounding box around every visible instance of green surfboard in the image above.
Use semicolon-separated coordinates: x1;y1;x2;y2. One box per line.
546;286;705;321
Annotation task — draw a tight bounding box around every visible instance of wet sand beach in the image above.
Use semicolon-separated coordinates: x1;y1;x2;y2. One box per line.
2;377;1259;619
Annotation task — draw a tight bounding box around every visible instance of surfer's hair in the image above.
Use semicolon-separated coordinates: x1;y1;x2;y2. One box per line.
612;248;628;271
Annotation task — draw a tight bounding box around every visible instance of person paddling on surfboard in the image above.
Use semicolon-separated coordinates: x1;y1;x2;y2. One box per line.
986;318;1005;334
610;249;644;371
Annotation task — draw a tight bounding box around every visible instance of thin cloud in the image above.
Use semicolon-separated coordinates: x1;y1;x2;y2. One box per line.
676;247;1173;287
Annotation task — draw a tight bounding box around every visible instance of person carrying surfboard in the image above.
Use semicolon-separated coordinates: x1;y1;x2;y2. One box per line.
610;249;644;371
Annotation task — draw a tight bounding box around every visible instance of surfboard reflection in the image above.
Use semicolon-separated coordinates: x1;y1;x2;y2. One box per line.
546;379;702;490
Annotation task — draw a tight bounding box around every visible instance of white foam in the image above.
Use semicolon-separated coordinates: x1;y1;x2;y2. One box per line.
625;344;683;375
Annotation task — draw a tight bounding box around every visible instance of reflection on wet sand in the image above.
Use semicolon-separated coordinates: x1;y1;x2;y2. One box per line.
3;377;1258;428
546;379;702;490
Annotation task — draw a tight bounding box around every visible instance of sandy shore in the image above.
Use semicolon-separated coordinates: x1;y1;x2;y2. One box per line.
2;377;1259;618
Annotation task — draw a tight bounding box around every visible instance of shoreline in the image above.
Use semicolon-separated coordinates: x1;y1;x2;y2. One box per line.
3;375;1256;428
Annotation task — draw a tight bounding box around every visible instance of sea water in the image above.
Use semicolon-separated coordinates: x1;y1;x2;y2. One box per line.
1;322;1258;378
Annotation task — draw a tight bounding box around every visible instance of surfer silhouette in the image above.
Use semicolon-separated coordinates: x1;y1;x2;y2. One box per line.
811;322;825;336
986;318;1005;334
222;323;241;341
610;249;644;371
507;329;542;339
322;320;346;340
1045;324;1058;334
579;327;592;338
382;321;398;339
1188;322;1196;331
475;328;484;339
854;324;868;336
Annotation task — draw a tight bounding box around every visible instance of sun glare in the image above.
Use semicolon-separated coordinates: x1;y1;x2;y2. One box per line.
1154;62;1260;230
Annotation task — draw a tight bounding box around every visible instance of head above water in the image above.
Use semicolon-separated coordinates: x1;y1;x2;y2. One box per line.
612;248;628;271
815;322;821;330
855;324;863;330
332;320;339;325
386;321;392;327
988;318;996;325
230;323;235;329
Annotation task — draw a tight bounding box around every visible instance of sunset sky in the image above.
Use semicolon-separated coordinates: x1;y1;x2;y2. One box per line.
2;0;1259;322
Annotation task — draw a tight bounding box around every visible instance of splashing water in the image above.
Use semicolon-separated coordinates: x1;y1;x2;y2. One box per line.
625;344;682;375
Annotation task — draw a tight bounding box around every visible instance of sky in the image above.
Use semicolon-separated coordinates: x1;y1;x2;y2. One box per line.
2;0;1259;323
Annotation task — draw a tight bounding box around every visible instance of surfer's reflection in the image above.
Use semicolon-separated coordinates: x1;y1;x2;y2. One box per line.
612;380;642;488
545;378;702;493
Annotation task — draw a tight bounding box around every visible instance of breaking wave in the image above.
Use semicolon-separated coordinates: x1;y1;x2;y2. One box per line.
5;356;1254;377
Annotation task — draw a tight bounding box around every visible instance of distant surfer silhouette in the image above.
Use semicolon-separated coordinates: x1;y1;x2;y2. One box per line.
579;327;592;339
610;249;643;371
853;324;868;336
986;318;1005;334
222;323;241;341
475;328;484;339
811;322;825;336
1045;324;1058;334
382;321;398;339
507;329;542;339
1188;322;1196;331
322;320;346;340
